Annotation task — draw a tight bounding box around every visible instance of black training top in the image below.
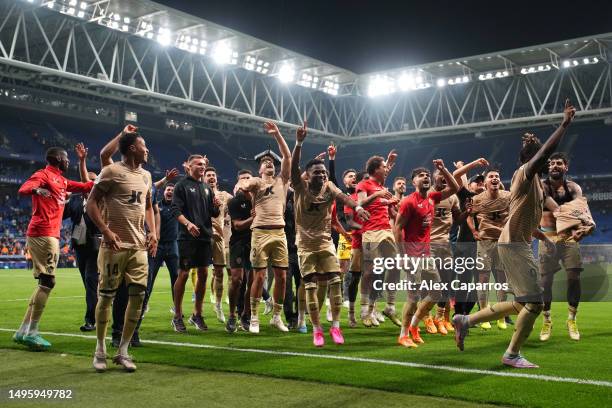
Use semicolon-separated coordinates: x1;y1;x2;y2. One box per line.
171;176;220;242
228;192;252;246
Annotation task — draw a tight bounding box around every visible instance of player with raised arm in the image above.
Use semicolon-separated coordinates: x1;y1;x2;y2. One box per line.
356;150;399;327
453;99;576;368
87;131;157;372
238;121;292;333
394;161;459;348
291;122;368;346
469;169;512;330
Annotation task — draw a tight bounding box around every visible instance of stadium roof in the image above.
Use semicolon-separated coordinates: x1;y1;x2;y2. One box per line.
37;0;612;94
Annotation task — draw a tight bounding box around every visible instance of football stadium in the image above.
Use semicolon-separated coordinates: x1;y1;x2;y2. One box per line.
0;1;611;407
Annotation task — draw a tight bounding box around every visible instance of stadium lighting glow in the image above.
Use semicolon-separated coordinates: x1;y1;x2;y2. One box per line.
77;10;85;18
69;0;76;5
212;43;238;65
367;75;395;97
244;56;269;74
46;1;54;8
157;27;172;47
436;78;446;87
322;80;339;95
278;64;296;83
520;64;550;74
80;1;86;9
397;73;415;91
177;35;206;54
297;73;318;89
561;56;599;69
67;7;75;15
447;76;469;85
478;70;509;80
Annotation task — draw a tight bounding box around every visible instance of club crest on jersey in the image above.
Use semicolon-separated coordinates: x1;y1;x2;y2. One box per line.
263;186;274;196
189;187;196;193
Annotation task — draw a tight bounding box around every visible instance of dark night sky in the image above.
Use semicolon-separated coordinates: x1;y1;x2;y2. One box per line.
154;0;612;73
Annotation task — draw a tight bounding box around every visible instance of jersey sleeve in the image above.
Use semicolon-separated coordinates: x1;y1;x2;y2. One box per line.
429;191;443;204
93;165;115;194
18;170;46;196
67;179;94;194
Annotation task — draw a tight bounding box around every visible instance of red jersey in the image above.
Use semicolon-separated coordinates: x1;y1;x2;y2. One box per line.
344;192;363;249
355;178;392;232
19;165;94;238
398;190;442;256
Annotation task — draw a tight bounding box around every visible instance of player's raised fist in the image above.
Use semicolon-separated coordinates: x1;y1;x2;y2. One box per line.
123;124;138;134
296;121;308;142
327;142;336;159
433;159;446;171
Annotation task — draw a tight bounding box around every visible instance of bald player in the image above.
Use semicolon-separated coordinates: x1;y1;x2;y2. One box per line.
468;168;511;330
453;99;576;368
291;122;368;346
87;131;157;372
204;166;233;324
238;121;292;334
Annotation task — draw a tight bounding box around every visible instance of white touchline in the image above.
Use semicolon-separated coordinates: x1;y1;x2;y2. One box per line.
1;328;611;388
0;295;85;302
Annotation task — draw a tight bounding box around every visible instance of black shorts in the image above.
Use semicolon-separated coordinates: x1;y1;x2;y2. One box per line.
229;239;252;270
178;240;212;269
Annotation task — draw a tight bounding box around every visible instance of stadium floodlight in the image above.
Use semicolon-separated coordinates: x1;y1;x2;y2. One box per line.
157;27;172;46
298;73;318;88
478;70;509;80
562;60;571;68
69;0;77;5
322;80;339;95
77;10;85;18
367;75;395;97
278;64;296;83
212;43;238;65
244;56;269;74
46;1;54;8
448;76;469;85
67;7;75;15
436;78;446;87
520;64;550;74
80;1;87;9
397;73;415;91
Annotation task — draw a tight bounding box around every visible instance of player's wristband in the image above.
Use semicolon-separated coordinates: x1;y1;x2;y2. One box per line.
355;205;364;212
296;141;303;147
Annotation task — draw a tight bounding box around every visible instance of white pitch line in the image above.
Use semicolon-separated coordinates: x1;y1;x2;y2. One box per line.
1;328;611;388
0;295;85;302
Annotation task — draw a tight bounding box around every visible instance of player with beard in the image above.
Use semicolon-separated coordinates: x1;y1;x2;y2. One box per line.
453;99;576;368
427;169;464;335
538;152;584;341
204;167;233;324
88;131;157;371
238;121;291;334
394;161;459;348
291;122;368;346
468;169;511;330
14;147;94;350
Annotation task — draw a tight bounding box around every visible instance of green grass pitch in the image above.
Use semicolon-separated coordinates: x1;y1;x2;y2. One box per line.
1;267;611;407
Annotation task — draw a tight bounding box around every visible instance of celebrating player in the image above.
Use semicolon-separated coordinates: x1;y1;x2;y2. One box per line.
87;131;157;372
14;147;94;350
453;99;576;368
